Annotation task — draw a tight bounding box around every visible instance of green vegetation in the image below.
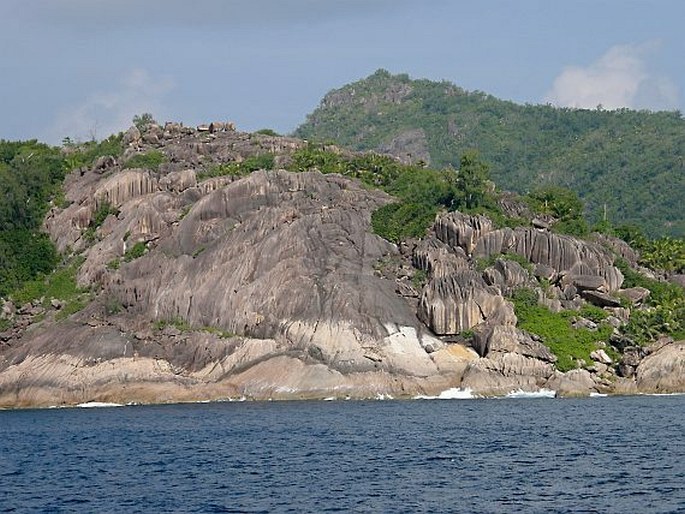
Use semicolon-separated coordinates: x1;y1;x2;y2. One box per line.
123;242;147;262
197;153;275;180
9;257;89;321
132;112;157;131
287;144;501;242
0;140;67;298
296;69;685;237
123;150;166;171
255;128;280;136
62;133;124;171
616;260;685;344
510;288;613;372
525;186;589;236
636;237;685;274
153;317;235;338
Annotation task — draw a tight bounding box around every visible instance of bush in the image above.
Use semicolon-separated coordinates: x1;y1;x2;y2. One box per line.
123;150;166;171
198;153;275;180
511;287;613;371
123;242;147;262
371;202;437;243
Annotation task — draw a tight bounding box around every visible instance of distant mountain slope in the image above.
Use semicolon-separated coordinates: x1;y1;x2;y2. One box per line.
295;70;685;237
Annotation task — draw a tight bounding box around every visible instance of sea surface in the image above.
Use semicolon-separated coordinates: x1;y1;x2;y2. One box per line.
1;395;684;513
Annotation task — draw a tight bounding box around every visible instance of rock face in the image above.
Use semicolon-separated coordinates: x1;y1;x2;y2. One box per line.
1;124;682;407
634;342;685;393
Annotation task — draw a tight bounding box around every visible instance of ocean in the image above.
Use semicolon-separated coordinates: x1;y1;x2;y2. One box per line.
1;395;684;513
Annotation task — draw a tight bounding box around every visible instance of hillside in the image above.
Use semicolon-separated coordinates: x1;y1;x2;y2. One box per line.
295;69;685;237
0;121;684;407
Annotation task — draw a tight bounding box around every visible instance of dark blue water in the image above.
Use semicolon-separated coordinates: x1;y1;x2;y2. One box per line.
1;396;684;513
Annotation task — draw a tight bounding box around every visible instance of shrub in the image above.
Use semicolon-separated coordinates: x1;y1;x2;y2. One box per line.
510;287;613;371
123;150;166;171
198;153;275;180
123;242;147;262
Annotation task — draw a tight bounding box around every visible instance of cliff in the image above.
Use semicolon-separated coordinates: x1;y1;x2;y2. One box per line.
0;122;682;407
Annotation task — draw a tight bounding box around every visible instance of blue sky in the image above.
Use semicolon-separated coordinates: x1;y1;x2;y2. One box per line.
1;0;683;144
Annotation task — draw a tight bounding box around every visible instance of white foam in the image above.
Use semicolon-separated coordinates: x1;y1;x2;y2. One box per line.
590;392;608;398
414;387;475;400
76;402;123;408
506;389;556;399
375;393;394;400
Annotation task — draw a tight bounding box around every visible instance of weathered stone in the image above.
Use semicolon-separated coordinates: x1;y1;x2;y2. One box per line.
395;280;420;298
412;237;469;278
474;324;556;362
635;341;685;393
460;352;555;396
434;211;494;255
482;258;534;294
534;263;556;281
122;125;141;146
572;316;598;330
377;128;431;166
619;287;650;306
159;169;197;193
581;290;622;308
572;275;607;292
418;270;515;335
93;155;117;173
590;349;613;364
473;228;623;291
545;369;596;397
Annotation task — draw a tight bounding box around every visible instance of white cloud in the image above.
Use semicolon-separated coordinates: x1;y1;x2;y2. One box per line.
545;42;680;111
48;69;174;143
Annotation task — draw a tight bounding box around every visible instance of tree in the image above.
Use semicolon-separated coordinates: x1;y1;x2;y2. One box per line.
132;113;157;131
455;150;490;209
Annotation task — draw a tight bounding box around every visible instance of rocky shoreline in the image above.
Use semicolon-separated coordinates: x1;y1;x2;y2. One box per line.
1;122;683;409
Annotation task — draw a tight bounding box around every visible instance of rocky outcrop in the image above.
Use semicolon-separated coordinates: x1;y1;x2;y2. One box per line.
2;124;682;407
473;228;623;291
418;270;515;335
634;341;685;393
378;128;431;165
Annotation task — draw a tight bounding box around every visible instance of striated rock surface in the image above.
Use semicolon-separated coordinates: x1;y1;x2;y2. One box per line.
418;270;515;335
2;124;683;407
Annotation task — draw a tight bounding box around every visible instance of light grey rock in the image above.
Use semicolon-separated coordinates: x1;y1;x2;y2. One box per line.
590;349;613;364
545;369;596;397
418;270;515;335
619;287;650;306
635;341;685;393
581;290;622;308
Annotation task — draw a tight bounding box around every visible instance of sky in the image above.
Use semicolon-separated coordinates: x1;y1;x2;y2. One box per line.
1;0;684;145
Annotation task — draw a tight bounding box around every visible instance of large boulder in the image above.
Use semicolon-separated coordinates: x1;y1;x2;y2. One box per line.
635;341;685;393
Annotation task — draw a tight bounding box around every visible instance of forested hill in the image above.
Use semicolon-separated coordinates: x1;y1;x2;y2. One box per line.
295;69;685;237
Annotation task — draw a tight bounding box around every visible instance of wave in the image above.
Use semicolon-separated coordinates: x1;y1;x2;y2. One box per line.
506;389;556;399
76;402;124;408
414;387;475;400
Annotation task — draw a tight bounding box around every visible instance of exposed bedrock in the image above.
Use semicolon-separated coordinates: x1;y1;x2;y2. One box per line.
417;270;516;336
432;212;623;292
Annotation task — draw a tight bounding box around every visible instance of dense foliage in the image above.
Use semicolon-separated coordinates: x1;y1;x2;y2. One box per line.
286;144;499;242
0;140;65;297
296;69;685;237
0;135;124;301
616;260;685;344
510;288;613;371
